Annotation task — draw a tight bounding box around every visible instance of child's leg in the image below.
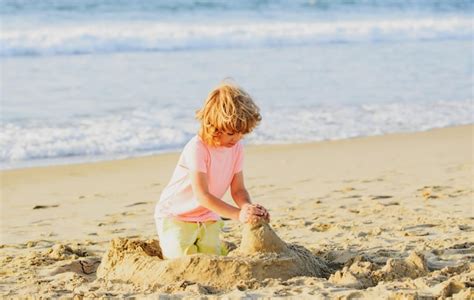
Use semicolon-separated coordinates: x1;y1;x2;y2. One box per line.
196;220;228;256
155;218;200;259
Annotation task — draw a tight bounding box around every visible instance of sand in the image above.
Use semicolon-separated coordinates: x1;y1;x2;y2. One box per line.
1;125;473;298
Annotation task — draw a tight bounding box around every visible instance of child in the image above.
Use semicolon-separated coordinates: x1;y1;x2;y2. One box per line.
154;82;270;259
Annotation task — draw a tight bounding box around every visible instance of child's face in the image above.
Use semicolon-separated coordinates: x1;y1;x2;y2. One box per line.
217;131;243;147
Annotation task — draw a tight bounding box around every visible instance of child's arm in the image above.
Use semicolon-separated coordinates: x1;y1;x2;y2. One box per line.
231;171;270;221
191;171;266;222
230;171;252;208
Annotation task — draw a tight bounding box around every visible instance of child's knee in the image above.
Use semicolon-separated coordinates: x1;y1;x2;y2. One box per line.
161;238;198;259
196;221;226;255
156;218;199;259
196;241;221;255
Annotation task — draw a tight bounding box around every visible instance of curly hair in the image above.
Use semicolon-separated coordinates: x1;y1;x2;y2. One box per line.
196;82;261;147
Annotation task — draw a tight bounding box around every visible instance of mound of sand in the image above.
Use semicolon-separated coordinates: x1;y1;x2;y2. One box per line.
96;221;330;290
237;221;288;254
329;252;430;289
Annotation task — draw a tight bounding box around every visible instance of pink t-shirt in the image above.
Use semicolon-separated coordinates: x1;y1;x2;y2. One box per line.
154;135;244;222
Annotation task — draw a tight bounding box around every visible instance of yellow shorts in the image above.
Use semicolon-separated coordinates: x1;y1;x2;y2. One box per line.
155;218;228;259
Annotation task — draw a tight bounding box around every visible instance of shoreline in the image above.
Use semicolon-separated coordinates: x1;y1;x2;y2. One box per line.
2;124;471;173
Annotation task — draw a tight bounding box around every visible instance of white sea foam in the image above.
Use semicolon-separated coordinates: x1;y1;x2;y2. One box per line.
249;101;474;144
1;100;472;169
1;17;472;57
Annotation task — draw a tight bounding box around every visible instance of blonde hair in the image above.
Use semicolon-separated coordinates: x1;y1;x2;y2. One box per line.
196;82;261;147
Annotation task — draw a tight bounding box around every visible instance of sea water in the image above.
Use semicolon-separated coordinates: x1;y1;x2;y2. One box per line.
1;0;473;169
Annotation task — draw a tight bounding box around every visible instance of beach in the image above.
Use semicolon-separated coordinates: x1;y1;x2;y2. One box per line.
1;124;472;298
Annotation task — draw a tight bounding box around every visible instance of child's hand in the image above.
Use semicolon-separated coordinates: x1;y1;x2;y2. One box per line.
239;203;270;223
255;204;270;223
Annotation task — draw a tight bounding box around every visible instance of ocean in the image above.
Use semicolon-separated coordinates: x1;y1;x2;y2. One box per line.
1;0;473;170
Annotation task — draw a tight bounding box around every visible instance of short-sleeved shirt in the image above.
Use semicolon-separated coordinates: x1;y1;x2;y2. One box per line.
154;135;244;222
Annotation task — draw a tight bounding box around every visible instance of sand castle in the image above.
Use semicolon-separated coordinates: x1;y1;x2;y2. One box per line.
96;221;330;290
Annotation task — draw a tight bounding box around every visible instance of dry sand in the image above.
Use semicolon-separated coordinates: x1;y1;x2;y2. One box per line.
1;125;473;299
